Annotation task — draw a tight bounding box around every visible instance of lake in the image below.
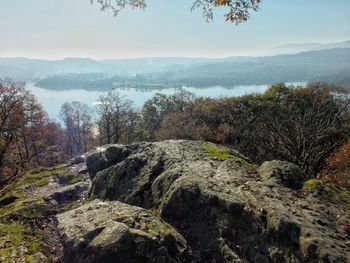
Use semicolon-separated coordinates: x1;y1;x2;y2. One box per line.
27;82;306;120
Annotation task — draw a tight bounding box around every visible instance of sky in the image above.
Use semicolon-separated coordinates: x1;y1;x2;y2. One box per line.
0;0;349;59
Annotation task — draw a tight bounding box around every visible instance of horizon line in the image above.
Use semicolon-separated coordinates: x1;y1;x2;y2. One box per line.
1;47;350;61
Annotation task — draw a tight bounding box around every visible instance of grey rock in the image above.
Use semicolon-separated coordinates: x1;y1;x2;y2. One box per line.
57;199;192;263
70;155;86;165
258;160;306;189
88;140;350;263
86;144;132;179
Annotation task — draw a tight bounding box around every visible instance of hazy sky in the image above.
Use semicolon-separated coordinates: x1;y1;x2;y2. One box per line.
0;0;349;59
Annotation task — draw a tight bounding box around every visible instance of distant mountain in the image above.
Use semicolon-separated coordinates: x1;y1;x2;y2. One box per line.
272;40;350;54
0;57;213;82
143;48;350;88
1;47;350;89
0;57;107;81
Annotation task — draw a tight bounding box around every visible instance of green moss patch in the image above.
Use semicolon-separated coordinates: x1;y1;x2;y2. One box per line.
303;179;324;189
146;221;177;236
15;202;47;221
202;141;257;168
303;179;350;209
6;165;67;189
0;198;47;226
28;241;42;254
29;170;51;179
35;178;49;187
0;166;65;218
163;190;173;204
13;165;82;187
0;165;67;260
0;223;25;246
156;189;175;216
0;223;44;261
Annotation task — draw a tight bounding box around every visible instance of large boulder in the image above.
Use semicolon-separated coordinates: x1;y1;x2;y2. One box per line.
57;199;192;263
87;140;350;263
258;160;306;189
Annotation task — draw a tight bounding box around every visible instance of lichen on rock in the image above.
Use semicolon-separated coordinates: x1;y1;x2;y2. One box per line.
259;160;306;189
86;140;349;262
57;199;192;263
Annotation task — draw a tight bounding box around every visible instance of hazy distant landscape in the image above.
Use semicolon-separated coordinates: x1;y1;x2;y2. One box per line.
272;39;350;54
1;41;350;92
2;41;349;119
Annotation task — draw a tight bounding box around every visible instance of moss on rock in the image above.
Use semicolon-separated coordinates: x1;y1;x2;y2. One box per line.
202;141;257;168
0;222;44;261
0;164;76;261
303;179;324;189
35;177;49;187
57;199;192;262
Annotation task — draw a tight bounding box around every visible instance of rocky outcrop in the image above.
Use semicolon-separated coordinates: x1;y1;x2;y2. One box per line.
57;199;192;263
86;140;350;263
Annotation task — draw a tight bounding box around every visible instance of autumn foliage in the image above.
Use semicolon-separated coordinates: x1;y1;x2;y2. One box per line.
321;139;350;189
0;80;67;185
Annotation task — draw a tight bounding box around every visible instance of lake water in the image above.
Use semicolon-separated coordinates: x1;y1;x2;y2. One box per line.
27;82;306;120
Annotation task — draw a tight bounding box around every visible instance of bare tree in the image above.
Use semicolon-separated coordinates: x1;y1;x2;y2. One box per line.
142;90;195;140
225;83;350;177
60;101;94;157
95;89;133;144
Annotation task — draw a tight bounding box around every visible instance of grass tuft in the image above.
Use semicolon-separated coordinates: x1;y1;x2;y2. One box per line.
35;178;49;187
